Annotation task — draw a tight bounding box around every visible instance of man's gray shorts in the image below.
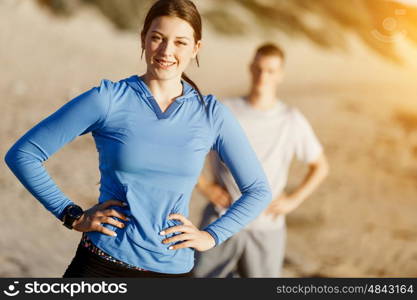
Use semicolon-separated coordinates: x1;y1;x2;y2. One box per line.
192;203;286;278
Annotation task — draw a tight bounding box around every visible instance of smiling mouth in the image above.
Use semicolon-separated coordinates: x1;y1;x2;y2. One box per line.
154;58;176;69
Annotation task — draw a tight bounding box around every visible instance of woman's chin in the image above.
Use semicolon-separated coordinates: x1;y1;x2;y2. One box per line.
151;69;182;81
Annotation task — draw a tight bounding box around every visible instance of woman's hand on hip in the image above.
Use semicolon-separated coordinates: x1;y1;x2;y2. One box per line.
72;200;130;237
160;214;215;252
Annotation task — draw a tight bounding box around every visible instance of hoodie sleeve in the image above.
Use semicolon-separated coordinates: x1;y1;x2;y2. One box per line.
4;79;113;221
202;96;272;246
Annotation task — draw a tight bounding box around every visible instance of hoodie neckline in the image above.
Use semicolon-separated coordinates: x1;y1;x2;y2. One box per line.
125;74;198;120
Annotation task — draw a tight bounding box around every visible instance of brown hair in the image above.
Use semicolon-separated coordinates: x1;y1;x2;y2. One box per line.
141;0;204;104
255;42;285;62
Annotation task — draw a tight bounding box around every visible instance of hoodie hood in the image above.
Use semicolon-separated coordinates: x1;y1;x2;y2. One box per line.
124;74;198;102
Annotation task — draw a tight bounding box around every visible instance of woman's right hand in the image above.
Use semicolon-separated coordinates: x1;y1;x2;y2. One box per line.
72;200;130;237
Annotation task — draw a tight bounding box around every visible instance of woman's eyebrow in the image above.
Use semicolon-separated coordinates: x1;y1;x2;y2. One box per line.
176;36;191;40
151;30;191;40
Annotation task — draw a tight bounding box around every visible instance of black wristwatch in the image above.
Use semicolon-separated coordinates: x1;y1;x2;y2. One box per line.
62;204;84;230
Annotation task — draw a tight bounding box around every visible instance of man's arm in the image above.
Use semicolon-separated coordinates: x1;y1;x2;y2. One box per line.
196;175;232;209
265;153;329;217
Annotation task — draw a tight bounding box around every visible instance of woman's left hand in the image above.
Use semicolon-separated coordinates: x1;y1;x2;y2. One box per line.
160;213;216;252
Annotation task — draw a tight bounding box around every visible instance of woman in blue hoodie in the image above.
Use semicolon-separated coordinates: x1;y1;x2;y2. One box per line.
4;0;272;278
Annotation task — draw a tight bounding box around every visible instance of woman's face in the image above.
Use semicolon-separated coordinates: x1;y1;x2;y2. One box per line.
142;16;201;81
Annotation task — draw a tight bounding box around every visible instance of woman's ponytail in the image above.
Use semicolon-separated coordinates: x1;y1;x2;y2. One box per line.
181;72;205;106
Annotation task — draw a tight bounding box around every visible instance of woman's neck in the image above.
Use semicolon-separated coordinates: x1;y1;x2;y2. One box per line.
142;73;183;107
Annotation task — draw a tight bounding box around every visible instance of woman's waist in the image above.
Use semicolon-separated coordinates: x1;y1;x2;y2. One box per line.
85;229;195;273
99;181;191;231
80;233;150;271
79;233;194;275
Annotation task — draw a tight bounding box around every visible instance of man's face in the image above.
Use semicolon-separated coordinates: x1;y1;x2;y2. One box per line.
250;54;284;90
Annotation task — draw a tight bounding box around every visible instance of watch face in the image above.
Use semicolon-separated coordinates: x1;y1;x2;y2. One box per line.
68;205;83;218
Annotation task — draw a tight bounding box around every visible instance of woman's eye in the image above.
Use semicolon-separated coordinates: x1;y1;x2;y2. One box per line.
151;36;161;41
176;41;187;46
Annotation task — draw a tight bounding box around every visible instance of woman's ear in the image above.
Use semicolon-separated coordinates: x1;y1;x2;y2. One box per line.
192;40;202;59
140;31;146;50
140;32;146;60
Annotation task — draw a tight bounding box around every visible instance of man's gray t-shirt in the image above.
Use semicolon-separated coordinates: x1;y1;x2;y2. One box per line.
210;97;323;230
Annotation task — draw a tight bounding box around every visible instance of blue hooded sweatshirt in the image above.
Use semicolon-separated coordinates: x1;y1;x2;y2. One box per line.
4;74;272;274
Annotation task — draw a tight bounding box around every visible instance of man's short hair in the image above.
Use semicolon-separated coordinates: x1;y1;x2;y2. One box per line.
255;43;285;62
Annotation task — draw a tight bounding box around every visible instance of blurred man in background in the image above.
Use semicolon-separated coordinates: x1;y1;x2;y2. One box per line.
193;43;329;278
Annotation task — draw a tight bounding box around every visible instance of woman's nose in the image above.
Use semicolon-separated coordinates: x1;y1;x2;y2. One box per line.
158;40;175;57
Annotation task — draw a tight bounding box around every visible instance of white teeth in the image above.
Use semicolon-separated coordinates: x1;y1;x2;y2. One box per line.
155;58;175;67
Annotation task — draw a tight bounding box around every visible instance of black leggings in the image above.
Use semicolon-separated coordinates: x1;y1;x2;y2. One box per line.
63;242;192;278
